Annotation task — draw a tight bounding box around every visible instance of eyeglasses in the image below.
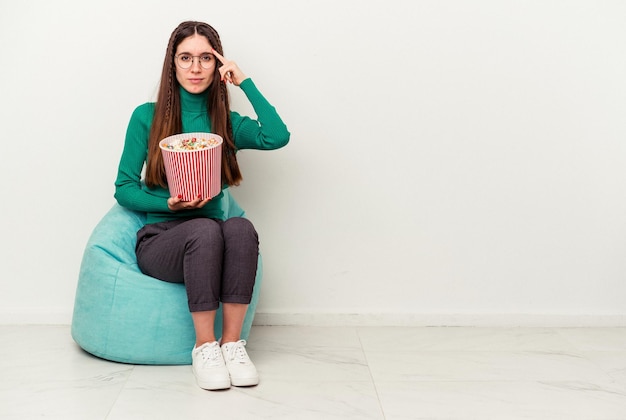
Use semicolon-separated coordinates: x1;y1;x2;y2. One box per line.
175;54;213;69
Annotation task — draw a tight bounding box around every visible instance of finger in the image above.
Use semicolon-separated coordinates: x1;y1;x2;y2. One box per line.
196;197;211;209
190;195;203;205
223;71;232;84
220;67;233;83
211;48;226;64
212;49;235;83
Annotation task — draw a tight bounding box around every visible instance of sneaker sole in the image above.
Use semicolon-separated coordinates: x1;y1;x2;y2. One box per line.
231;375;260;387
193;367;231;390
196;377;231;390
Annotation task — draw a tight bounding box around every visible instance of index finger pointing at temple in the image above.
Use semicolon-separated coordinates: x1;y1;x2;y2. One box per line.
212;48;226;64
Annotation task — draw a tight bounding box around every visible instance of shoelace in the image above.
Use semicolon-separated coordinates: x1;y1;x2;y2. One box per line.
197;342;223;367
223;340;250;364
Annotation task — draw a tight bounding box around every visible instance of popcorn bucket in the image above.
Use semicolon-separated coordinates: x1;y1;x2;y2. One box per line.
159;132;223;201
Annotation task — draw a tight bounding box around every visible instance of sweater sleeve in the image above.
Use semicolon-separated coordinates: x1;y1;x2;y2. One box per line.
114;103;172;213
231;78;290;150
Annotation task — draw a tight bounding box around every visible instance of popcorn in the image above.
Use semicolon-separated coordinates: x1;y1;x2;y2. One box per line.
163;136;221;151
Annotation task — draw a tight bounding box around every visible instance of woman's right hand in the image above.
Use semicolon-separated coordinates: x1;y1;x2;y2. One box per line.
167;195;211;211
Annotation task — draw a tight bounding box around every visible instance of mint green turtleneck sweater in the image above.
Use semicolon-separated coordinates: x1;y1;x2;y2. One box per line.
114;78;289;224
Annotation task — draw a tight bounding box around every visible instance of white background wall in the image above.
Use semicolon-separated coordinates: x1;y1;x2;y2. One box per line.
1;0;625;326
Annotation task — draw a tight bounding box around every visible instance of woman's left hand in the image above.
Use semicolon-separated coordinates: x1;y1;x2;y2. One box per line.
167;195;211;211
212;48;248;86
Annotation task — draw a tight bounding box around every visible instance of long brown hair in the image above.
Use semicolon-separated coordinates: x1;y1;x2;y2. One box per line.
144;21;242;189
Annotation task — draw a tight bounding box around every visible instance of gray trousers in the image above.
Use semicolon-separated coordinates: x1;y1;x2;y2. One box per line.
135;217;259;312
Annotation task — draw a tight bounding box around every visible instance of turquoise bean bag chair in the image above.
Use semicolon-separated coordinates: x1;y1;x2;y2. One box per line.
71;189;262;365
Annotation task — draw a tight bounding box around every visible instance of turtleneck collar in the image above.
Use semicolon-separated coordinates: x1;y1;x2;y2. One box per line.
179;86;208;114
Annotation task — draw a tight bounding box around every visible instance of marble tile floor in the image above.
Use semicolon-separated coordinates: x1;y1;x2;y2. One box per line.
2;325;626;419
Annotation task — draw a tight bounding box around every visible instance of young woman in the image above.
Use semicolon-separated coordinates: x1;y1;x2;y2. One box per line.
114;21;289;390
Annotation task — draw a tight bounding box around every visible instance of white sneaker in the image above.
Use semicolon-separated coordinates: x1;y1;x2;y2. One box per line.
192;341;230;390
221;340;259;387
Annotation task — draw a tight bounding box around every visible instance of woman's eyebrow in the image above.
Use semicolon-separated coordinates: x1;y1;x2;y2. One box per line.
177;51;214;55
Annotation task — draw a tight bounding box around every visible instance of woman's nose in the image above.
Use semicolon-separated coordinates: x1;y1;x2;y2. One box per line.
190;58;202;71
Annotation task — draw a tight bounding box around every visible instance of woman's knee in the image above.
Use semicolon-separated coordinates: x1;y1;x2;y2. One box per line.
222;217;258;242
182;218;223;246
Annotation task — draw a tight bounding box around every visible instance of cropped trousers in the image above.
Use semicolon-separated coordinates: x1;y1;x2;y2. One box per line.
135;217;259;312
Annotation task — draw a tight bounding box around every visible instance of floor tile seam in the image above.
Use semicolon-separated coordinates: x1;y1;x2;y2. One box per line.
355;328;387;420
552;327;590;353
104;365;136;420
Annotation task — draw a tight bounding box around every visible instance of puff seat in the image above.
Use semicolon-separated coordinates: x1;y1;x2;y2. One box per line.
71;190;262;365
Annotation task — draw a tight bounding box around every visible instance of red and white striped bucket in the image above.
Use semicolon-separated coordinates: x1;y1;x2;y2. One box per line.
159;132;223;201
